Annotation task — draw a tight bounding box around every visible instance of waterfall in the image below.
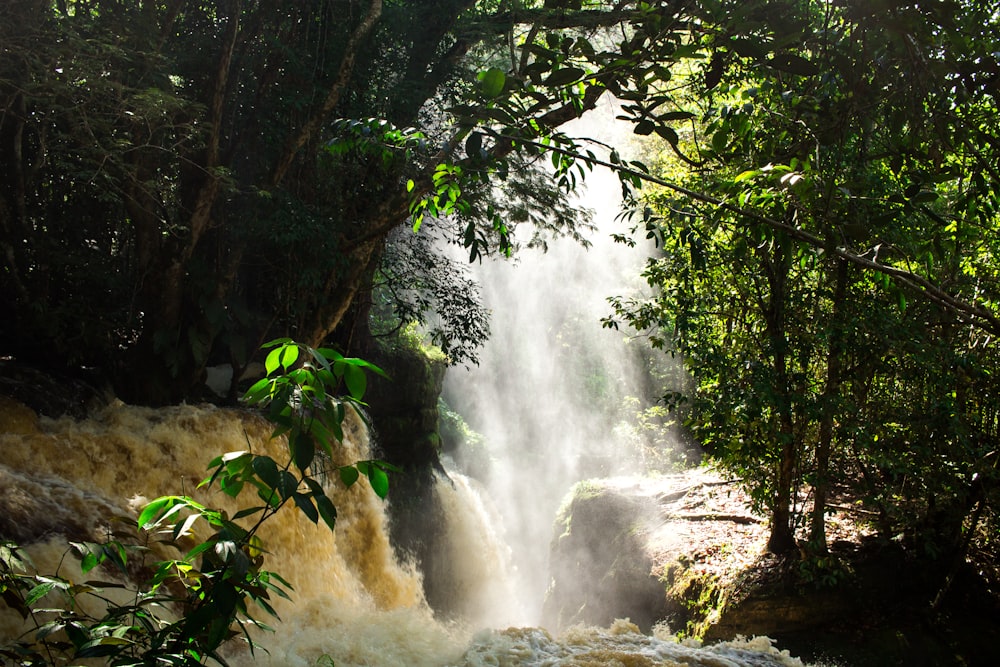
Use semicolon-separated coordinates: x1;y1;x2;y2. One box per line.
441;100;677;625
0;396;459;666
0;395;803;666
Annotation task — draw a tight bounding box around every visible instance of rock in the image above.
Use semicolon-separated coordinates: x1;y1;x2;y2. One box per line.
361;335;455;613
542;480;669;632
543;470;770;635
540;470;1000;666
0;361;113;418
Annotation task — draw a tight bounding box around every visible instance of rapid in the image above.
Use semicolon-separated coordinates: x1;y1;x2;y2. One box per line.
0;396;803;666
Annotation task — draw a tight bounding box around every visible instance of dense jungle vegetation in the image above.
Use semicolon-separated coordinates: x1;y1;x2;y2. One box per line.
1;0;998;606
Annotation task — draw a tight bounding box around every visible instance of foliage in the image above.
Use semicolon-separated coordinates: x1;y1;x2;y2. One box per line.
606;0;1000;561
438;397;491;479
0;0;666;403
3;0;999;585
371;231;489;367
0;340;392;664
13;0;962;407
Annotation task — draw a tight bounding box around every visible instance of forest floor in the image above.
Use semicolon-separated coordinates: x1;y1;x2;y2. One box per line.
607;467;876;592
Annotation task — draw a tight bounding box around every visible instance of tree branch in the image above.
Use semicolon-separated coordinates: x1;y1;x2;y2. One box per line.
186;0;241;257
458;7;636;38
499;134;1000;337
271;0;383;187
341;85;608;253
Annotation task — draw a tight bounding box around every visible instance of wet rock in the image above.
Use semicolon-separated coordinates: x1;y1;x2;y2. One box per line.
0;361;113;418
542;480;669;632
362;336;455;613
543;471;769;635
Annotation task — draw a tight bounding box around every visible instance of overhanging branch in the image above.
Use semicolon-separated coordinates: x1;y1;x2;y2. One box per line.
504;134;1000;338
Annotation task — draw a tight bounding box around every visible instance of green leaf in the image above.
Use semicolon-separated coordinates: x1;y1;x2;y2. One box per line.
729;38;769;59
655;125;679;146
233;506;266;520
367;466;389;499
343;364;367;400
220;475;245;498
711;129;727;153
292;493;319;523
138;496;182;530
339;465;360;488
77;637;130;659
479;67;506;97
277;471;298;500
35;621;66;639
465;131;483;157
81;551;99;574
258;486;281;508
279;343;300;370
658;110;696;122
264;347;282;376
252;456;281;490
291;432;316;471
25;582;57;606
544;67;585;87
103;542;128;574
243;376;273;404
315;494;338;531
373;459;403;474
634;120;656;135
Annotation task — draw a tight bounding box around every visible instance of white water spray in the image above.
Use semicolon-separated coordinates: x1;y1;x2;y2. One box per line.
441;100;675;625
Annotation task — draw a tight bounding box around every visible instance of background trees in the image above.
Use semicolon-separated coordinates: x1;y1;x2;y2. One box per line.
1;0;869;405
608;0;1000;574
0;0;614;403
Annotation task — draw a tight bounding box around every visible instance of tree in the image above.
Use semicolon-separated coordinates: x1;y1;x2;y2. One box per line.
607;0;1000;560
11;0;915;405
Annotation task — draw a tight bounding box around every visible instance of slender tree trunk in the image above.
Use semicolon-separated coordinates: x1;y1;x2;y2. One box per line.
809;259;849;555
764;232;798;555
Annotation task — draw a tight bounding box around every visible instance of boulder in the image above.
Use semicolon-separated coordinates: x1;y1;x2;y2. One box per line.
542;470;771;635
542;480;669;632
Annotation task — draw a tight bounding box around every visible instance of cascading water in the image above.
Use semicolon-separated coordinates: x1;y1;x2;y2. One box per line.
0;396;458;667
0;395;804;666
441;102;673;626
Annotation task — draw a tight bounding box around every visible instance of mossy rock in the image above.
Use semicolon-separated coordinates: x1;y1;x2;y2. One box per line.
661;562;725;638
542;482;668;632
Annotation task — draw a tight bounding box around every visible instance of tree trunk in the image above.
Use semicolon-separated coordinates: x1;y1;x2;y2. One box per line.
763;232;797;555
809;259;849;555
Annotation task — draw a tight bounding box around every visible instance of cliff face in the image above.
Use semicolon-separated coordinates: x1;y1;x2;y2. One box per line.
362;336;457;614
